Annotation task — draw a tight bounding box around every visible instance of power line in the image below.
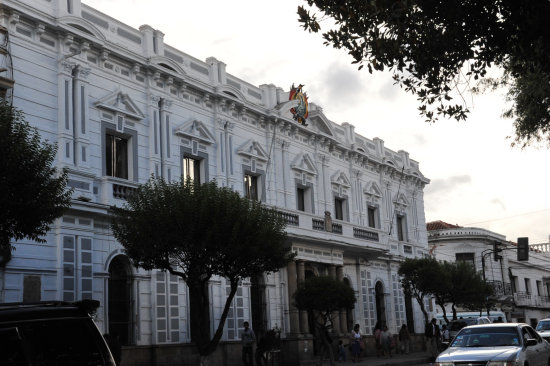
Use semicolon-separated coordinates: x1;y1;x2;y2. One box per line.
463;207;550;226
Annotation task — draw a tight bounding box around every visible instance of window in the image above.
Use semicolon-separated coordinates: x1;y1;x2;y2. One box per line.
536;280;542;296
244;174;258;200
396;215;407;241
511;276;518;293
367;206;378;228
105;133;128;179
297;187;305;211
525;278;531;294
183;156;201;182
456;253;475;268
334;198;344;220
296;184;313;212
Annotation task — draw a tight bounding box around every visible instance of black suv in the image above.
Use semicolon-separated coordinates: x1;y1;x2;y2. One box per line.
0;300;116;366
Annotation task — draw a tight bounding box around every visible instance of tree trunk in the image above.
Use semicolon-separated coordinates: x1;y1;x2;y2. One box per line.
188;279;212;356
199;354;213;366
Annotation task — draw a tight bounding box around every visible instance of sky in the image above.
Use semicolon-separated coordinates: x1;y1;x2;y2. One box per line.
83;0;550;244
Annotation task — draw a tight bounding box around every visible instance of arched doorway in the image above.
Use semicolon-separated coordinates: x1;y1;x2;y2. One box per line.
375;281;387;326
250;275;267;337
108;255;133;345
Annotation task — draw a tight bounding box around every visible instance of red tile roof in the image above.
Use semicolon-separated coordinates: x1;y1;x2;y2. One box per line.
426;220;462;231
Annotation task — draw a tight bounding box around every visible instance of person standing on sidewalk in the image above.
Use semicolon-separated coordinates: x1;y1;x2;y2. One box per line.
425;318;441;361
241;321;256;366
350;323;362;363
381;325;393;358
373;321;382;357
398;324;410;354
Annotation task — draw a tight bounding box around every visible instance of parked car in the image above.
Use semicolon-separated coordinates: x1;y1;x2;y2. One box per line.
436;323;550;366
0;300;116;366
447;317;491;338
536;318;550;342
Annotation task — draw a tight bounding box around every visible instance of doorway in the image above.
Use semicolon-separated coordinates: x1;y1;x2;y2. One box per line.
375;281;387;326
108;255;133;345
250;275;267;337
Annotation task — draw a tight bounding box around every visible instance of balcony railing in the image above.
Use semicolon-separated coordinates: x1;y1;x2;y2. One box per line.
354;227;379;241
513;292;550;307
277;211;299;226
487;281;513;297
112;183;137;200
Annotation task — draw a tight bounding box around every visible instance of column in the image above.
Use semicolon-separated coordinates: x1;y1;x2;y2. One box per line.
337;266;348;333
297;261;309;334
286;261;300;334
330;265;341;334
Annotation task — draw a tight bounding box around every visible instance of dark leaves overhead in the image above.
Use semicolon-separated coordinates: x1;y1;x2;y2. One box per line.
298;0;550;147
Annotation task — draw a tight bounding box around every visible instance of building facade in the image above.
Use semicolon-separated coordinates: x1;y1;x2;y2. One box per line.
0;0;430;364
428;221;550;327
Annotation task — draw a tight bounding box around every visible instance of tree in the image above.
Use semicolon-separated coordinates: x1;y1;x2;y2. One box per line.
425;261;453;325
297;0;550;147
111;178;294;365
449;261;494;317
0;102;71;266
398;257;437;325
294;276;356;366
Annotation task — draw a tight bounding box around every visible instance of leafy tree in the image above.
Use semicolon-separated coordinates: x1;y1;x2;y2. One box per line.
298;0;550;147
294;276;356;366
398;257;437;325
111;178;294;365
449;261;494;317
425;261;453;324
0;102;71;266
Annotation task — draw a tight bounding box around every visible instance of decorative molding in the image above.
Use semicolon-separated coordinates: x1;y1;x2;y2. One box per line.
95;90;145;120
174;118;216;145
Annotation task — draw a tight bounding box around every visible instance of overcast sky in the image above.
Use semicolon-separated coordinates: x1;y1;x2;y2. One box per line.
83;0;550;244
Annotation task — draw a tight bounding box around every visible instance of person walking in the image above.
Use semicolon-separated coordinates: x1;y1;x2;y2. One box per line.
350;323;362;363
398;324;410;354
441;324;450;343
425;318;441;361
241;321;256;366
381;325;393;358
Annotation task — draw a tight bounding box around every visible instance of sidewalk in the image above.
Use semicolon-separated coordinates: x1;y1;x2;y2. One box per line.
318;350;432;366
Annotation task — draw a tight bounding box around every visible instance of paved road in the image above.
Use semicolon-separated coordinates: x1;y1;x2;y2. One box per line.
306;350;432;366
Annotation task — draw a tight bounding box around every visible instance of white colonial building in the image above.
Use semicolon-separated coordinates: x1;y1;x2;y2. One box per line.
428;221;550;327
0;0;430;364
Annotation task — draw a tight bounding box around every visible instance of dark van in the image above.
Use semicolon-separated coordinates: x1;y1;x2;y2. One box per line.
0;300;115;366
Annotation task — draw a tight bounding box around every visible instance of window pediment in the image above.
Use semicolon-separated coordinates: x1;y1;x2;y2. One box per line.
237;140;268;162
364;181;382;198
393;192;409;208
95;91;144;120
290;153;317;176
330;170;351;188
175;118;215;145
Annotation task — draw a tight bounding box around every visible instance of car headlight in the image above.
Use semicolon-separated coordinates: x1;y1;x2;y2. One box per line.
487;362;516;366
435;363;454;366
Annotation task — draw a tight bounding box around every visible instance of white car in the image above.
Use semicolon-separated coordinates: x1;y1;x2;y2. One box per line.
437;323;550;366
536;318;550;342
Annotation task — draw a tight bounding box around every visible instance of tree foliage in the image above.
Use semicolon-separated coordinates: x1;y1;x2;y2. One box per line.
0;102;71;265
294;276;356;365
111;178;294;359
398;257;436;325
298;0;550;147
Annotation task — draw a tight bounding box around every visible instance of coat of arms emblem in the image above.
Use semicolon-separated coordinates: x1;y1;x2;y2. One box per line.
289;84;309;126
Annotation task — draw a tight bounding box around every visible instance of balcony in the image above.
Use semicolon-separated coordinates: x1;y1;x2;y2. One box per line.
275;208;386;254
487;281;513;297
513;292;550;308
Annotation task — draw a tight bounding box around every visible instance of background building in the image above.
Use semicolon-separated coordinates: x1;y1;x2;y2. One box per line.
0;0;430;364
428;221;550;327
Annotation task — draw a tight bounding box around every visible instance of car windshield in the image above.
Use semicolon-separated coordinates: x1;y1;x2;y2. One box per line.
536;320;550;331
451;326;520;348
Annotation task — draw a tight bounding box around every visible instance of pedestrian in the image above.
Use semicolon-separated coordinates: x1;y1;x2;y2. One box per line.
337;340;346;362
441;324;450;343
425;318;441;361
381;325;393;358
373;321;382;357
241;321;256;366
350;323;362;363
398;324;410;354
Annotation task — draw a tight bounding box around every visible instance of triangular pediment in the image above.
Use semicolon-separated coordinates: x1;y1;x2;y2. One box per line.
95;90;144;120
237;140;269;162
174;118;215;145
330;170;351;188
393;192;409;207
291;153;317;176
363;181;382;198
